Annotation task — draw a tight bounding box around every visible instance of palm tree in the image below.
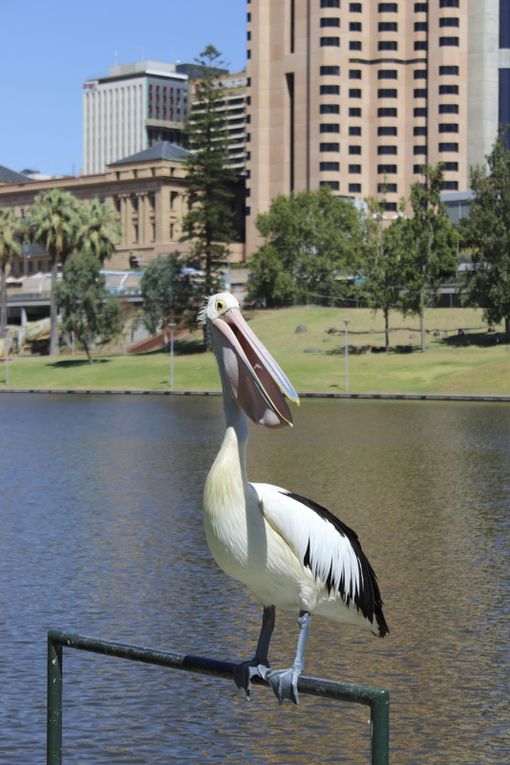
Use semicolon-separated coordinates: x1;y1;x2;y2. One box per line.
78;198;121;264
30;189;83;355
0;208;22;338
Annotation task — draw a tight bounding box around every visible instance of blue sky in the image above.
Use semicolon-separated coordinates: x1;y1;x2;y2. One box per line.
0;0;246;177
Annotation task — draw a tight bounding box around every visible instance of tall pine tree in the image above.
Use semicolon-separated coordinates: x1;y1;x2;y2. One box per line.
181;46;237;295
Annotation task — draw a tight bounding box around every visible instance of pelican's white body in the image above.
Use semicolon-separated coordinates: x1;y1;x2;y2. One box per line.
203;423;374;631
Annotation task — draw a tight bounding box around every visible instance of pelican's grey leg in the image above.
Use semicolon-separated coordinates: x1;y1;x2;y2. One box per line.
233;605;275;699
265;610;311;704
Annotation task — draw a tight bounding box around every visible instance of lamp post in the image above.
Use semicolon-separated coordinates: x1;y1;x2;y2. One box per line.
168;323;176;389
343;319;350;393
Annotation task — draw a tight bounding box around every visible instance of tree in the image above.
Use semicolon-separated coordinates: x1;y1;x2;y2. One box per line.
30;189;83;355
56;252;121;363
140;254;196;335
358;199;402;351
462;131;510;336
181;45;237;294
78;198;120;263
0;208;22;338
248;187;363;306
398;165;458;351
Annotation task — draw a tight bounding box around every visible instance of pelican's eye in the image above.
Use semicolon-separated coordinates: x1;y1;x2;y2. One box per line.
215;299;226;313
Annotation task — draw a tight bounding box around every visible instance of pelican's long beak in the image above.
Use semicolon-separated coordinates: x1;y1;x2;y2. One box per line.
211;307;299;428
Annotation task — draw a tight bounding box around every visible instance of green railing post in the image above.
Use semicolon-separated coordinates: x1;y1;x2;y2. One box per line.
370;690;390;765
47;632;63;765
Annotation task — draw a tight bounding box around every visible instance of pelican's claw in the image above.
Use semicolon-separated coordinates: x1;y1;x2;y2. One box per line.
233;661;271;699
265;667;301;704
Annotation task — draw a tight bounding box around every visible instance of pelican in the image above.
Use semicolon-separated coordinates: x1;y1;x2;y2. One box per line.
200;292;388;704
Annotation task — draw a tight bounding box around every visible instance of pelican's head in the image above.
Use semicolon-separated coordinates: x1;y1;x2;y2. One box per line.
199;292;299;428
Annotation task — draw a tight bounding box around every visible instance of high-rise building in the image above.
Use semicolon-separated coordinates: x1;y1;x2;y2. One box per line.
82;61;189;175
246;0;510;253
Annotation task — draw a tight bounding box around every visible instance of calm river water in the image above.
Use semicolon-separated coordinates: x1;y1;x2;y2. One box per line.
0;394;509;764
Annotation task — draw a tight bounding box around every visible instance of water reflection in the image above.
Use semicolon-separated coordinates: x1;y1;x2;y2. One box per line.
0;395;508;763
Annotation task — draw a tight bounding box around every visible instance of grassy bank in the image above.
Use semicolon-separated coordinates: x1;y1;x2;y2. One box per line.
1;306;509;395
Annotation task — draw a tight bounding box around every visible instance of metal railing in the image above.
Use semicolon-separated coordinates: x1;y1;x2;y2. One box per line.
47;628;390;765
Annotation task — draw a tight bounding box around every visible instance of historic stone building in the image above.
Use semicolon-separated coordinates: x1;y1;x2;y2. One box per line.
0;142;244;276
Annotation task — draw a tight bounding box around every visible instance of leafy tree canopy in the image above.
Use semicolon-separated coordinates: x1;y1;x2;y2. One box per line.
140;254;198;335
462;130;510;335
181;45;237;294
248;187;363;306
0;208;22;338
56;251;121;362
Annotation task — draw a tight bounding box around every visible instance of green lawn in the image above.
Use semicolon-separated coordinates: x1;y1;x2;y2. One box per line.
1;306;509;395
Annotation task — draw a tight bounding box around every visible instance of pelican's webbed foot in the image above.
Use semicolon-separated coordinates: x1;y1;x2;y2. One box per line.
265;666;300;704
233;660;271;699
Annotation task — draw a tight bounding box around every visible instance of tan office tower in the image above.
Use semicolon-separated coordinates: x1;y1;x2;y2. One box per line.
245;0;490;254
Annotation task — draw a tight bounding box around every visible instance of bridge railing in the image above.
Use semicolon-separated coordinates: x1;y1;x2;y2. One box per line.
47;628;390;765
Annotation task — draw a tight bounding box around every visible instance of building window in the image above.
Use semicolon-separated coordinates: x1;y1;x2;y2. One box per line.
320;123;340;132
379;41;398;50
349;183;362;193
439;103;459;114
349;164;362;173
440;17;459;27
349;2;363;10
321;17;340;26
349;125;362;135
378;126;397;135
414;2;428;10
439;123;459;132
414;88;427;98
414;70;427;79
378;107;397;116
349;145;362;154
438;142;459;151
414;145;427;154
441;181;459;190
320;180;340;190
350;41;362;50
349;107;362;116
320;84;340;94
414;107;427;117
443;161;459;171
378;69;398;79
378;88;398;98
383;202;398;211
414;21;428;31
349;21;362;31
320;65;341;75
377;164;397;173
320;161;340;171
378;145;397;154
439;65;459;75
320;103;340;113
414;40;428;50
378;2;398;11
413;164;426;173
378;21;398;31
378;182;397;192
439;36;459;46
349;88;362;97
349;69;362;79
439;84;459;94
320;36;340;46
440;0;459;6
320;142;340;151
321;0;340;6
414;126;427;135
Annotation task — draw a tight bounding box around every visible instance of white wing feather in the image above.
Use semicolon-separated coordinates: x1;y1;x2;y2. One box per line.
251;483;362;602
